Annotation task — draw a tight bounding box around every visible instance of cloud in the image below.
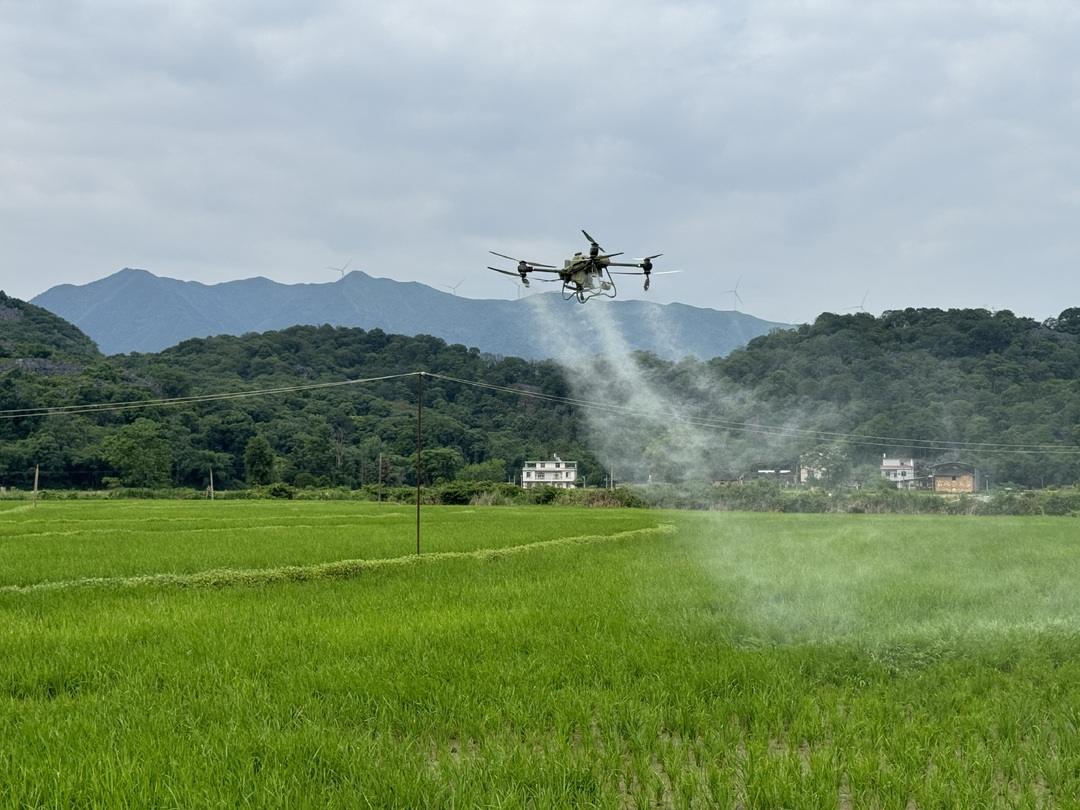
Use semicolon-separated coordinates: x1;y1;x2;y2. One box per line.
1;0;1078;323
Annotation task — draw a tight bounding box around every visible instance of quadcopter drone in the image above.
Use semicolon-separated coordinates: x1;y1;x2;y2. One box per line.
487;230;679;303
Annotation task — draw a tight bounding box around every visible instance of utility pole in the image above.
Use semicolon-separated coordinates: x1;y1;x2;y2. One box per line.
415;371;424;555
378;452;383;503
33;464;39;507
209;466;215;500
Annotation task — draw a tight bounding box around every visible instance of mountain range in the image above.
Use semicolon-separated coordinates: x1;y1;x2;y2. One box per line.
30;269;790;359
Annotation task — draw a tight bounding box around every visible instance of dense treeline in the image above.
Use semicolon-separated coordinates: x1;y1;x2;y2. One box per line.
705;306;1080;487
3;293;1080;491
0;312;607;489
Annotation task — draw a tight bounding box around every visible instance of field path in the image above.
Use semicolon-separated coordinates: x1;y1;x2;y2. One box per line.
0;523;675;594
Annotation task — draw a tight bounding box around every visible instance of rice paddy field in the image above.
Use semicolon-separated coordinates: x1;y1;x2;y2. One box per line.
3;500;1080;808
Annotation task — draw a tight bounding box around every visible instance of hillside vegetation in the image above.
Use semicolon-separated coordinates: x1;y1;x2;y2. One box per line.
705;306;1080;486
0;292;101;364
2;296;1079;491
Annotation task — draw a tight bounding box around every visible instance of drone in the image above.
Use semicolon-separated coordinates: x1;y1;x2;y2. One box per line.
487;230;678;303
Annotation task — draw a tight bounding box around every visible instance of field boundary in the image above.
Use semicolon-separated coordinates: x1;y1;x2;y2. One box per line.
0;524;675;594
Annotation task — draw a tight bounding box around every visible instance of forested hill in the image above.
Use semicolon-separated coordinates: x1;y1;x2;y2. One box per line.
0;318;602;490
0;292;101;366
3;299;1080;491
698;307;1080;486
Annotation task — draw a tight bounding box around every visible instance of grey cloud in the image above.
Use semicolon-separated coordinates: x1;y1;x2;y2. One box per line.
1;0;1078;323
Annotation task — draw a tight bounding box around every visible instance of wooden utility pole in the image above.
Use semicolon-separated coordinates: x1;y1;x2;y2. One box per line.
378;452;383;503
209;466;215;500
415;371;424;555
33;464;39;507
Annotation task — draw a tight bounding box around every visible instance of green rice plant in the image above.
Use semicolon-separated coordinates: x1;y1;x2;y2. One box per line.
3;505;1080;806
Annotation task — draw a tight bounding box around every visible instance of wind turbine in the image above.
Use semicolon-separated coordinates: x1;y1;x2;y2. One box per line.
326;258;353;280
845;290;870;313
722;276;743;312
442;279;465;296
504;279;523;300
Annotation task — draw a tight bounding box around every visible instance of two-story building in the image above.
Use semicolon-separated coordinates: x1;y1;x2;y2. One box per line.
880;456;917;489
521;455;578;489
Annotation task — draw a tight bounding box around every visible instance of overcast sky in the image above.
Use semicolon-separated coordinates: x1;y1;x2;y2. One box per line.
2;1;1078;323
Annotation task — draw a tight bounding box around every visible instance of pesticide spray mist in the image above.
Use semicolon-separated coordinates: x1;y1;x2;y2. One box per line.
518;294;1078;648
524;293;797;488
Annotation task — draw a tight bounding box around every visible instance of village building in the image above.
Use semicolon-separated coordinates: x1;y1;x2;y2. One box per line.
930;462;979;494
749;462;799;486
880;456;917;489
521;455;578;489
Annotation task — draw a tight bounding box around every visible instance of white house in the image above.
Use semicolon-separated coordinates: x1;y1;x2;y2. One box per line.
521;455;578;489
880;456;916;488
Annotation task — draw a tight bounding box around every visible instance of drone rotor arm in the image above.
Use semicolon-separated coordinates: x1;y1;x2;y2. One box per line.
489;250;556;268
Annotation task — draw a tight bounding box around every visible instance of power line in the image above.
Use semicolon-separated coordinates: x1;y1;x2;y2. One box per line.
0;372;417;420
425;373;1080;456
3;368;1079;457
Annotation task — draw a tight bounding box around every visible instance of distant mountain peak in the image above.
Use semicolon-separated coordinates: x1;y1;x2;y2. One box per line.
32;270;791;358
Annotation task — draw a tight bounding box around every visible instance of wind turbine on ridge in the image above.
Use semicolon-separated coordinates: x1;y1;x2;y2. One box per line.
442;279;465;296
326;258;353;280
845;290;870;313
722;276;743;312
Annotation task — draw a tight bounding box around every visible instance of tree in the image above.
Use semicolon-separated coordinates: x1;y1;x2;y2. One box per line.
457;458;507;482
100;418;170;488
1054;308;1080;336
244;436;277;485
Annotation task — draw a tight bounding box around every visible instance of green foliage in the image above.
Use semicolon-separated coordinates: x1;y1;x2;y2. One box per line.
243;435;276;485
0;291;101;363
99;418;170;488
703;306;1080;488
456;458;508;482
5;302;1080;493
262;482;296;499
0;322;598;491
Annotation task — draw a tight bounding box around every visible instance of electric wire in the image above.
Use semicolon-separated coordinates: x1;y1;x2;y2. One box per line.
426;373;1080;456
0;372;417;419
4;368;1079;456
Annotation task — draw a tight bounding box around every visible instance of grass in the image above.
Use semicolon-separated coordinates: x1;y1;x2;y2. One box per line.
3;503;1080;807
0;500;650;587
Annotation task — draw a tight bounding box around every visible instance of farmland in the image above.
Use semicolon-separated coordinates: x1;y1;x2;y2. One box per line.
3;502;1080;807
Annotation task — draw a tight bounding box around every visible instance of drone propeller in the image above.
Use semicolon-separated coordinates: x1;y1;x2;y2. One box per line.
610;270;681;276
488;251;555;268
581;229;605;257
635;253;663;273
487;266;532;287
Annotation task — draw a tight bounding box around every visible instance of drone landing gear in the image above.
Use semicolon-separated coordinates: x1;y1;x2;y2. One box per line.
563;276;617;303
